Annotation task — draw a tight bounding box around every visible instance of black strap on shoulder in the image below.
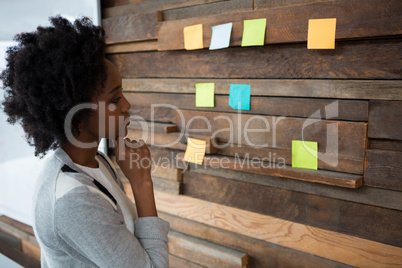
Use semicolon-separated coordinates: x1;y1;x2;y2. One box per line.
61;164;78;173
92;180;116;204
96;152;117;179
60;163;116;205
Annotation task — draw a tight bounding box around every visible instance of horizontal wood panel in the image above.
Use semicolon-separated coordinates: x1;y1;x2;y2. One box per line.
103;0;228;18
102;11;161;44
106;40;158;53
151;164;182;181
169;230;248;267
123;78;402;100
163;0;252;21
188;163;402;211
364;149;402;191
183;171;402;246
369;139;402;152
134;129;363;174
128;120;177;133
154;191;402;267
254;0;335;9
169;254;205;268
177;153;363;188
0;240;40;268
125;92;368;121
158;0;402;50
127;129;217;154
108;38;402;79
152;176;182;195
161;212;353;268
174;110;367;160
368;100;402;140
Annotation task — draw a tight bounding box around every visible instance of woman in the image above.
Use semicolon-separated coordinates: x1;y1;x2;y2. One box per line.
0;16;169;267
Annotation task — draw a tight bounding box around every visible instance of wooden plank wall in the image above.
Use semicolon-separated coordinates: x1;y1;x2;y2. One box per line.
102;0;402;267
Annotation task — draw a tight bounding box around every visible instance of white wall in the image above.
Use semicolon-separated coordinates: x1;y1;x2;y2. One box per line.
0;0;101;226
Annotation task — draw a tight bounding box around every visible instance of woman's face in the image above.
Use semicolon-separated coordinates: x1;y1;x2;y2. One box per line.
80;59;131;144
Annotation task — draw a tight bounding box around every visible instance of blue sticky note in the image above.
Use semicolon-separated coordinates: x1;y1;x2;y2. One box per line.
209;22;233;50
229;84;251;110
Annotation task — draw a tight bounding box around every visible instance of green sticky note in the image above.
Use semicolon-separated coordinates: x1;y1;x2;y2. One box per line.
292;140;318;170
195;83;214;107
241;18;266;47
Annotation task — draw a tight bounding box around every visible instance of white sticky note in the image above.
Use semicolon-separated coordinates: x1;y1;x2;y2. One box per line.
209;22;233;50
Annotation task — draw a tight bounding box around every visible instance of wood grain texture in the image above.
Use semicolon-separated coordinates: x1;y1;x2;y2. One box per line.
127;107;366;174
158;0;402;50
177;152;363;188
154;191;402;267
101;0;129;9
369;139;402;152
0;240;40;268
126;129;217;154
364;149;402;191
174;110;367;162
368;100;402;140
254;0;335;9
162;0;252;21
106;40;158;53
151;164;182;181
182;170;402;246
161;212;353;268
21;240;40;262
102;11;161;44
128;120;177;133
108;38;402;79
0;216;38;247
152;176;183;195
188;163;402;211
103;0;228;18
125;92;368;121
123;78;402;100
169;254;206;268
168;230;248;268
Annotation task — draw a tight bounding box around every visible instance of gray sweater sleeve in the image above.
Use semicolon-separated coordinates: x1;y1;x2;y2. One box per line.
54;187;169;268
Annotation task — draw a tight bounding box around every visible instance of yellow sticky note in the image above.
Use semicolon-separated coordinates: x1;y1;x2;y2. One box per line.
183;138;206;165
241;18;266;47
292;140;318;170
195;83;214;107
184;24;204;50
307;18;336;49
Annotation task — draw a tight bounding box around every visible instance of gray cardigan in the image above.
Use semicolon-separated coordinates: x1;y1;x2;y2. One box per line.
32;147;169;267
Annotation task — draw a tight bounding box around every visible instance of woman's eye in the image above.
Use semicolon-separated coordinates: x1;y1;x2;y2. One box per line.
111;97;121;104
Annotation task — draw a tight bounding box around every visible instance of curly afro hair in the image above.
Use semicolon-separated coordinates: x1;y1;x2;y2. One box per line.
1;16;107;158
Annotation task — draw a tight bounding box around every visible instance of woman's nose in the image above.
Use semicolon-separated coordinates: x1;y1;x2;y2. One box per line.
121;94;131;112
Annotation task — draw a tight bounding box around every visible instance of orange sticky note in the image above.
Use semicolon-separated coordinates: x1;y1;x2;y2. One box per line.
184;24;204;50
307;18;336;49
183;138;206;165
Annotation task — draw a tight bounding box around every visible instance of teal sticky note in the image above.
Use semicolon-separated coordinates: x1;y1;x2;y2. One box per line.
195;83;214;107
209;22;233;50
292;140;318;170
241;18;266;47
229;84;251;110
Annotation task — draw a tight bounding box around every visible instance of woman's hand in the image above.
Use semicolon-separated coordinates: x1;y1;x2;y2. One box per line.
113;136;157;217
113;137;152;186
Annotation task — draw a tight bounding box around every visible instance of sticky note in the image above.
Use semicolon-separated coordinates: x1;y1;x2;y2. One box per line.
209;22;233;50
183;138;207;165
184;24;204;50
241;18;266;47
307;18;336;49
195;83;214;107
292;140;318;170
229;84;251;110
